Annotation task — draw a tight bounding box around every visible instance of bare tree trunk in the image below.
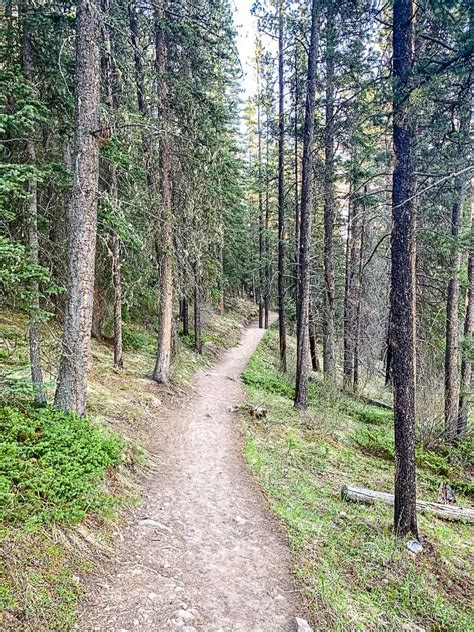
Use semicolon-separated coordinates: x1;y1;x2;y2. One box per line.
264;94;271;329
194;267;202;354
91;265;102;339
309;307;320;372
323;7;336;382
277;0;287;370
294;0;319;410
391;0;418;538
444;178;465;438
152;3;174;384
182;297;189;336
101;0;123;368
293;42;300;316
353;212;365;392
343;194;356;390
458;247;473;437
21;2;46;405
445;104;470;438
257;53;264;329
54;0;101;415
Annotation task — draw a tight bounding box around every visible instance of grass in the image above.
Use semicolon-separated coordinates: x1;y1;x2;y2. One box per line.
0;297;258;630
241;328;474;631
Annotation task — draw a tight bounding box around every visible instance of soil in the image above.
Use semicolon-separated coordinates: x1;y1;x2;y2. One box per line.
79;320;305;631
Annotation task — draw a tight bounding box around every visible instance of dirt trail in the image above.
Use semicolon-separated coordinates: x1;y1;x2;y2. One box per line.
80;320;304;631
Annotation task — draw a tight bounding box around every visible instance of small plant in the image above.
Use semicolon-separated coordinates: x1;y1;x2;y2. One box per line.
0;404;122;526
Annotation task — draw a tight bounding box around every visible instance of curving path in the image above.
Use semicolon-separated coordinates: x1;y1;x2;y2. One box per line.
79;320;304;631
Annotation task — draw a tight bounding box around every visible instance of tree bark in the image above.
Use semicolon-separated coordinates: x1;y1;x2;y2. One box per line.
194;267;202;354
182;297;189;336
91;263;102;339
444;175;466;438
445;104;470;439
257;51;264;330
101;0;123;368
353;211;365;392
342;485;474;524
54;0;101;416
458;210;473;437
152;3;174;384
294;0;319;409
21;1;46;405
323;7;336;382
343;194;356;390
293;42;300;317
277;0;287;370
391;0;418;538
309;308;320;372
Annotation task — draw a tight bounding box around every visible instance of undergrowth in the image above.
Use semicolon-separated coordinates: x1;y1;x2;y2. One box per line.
0;298;257;629
242;328;474;631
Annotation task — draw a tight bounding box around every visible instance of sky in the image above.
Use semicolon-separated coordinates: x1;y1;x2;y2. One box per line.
231;0;257;103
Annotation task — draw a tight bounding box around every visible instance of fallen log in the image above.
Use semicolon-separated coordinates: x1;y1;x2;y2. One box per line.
341;485;474;524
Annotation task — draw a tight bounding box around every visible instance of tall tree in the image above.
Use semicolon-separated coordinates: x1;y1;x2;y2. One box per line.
277;0;287;370
322;3;336;381
295;0;320;409
54;0;101;415
152;2;174;384
20;0;46;405
444;105;470;438
390;0;418;538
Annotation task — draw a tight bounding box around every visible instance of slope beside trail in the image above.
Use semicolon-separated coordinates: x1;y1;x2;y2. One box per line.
79;320;306;631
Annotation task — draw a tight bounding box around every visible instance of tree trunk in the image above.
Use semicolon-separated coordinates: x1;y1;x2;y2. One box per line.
323;8;336;382
444;179;465;438
21;1;46;405
152;4;174;384
353;211;365;392
54;0;101;416
194;267;202;354
101;0;123;369
91;256;102;340
277;0;287;370
309;308;320;372
341;485;474;524
343;194;356;390
264;93;271;330
182;297;189;336
257;53;264;329
458;208;473;437
293;42;300;316
445;104;470;439
390;0;418;538
294;0;319;409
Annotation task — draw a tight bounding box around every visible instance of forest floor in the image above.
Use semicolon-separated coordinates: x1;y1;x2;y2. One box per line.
3;300;304;630
79;315;307;631
242;328;474;631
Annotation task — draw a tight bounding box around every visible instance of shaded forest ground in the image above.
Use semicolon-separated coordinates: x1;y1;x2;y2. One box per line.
242;328;474;631
0;299;257;630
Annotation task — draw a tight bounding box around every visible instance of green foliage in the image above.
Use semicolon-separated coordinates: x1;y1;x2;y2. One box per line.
121;322;156;354
352;426;395;460
0;405;122;526
341;399;393;426
242;328;474;631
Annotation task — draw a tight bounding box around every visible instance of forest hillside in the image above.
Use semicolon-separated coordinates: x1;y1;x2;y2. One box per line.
1;0;473;630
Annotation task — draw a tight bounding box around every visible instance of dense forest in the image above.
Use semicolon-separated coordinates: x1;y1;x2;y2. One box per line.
0;0;473;629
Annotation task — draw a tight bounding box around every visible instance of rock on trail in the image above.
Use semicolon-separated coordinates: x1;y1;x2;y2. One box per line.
79;320;306;631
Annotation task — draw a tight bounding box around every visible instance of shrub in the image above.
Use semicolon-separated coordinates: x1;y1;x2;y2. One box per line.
0;405;122;526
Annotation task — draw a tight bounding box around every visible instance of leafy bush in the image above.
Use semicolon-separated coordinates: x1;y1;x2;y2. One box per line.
342;400;393;426
122;323;156;353
353;426;395;460
242;367;295;399
0;405;122;525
